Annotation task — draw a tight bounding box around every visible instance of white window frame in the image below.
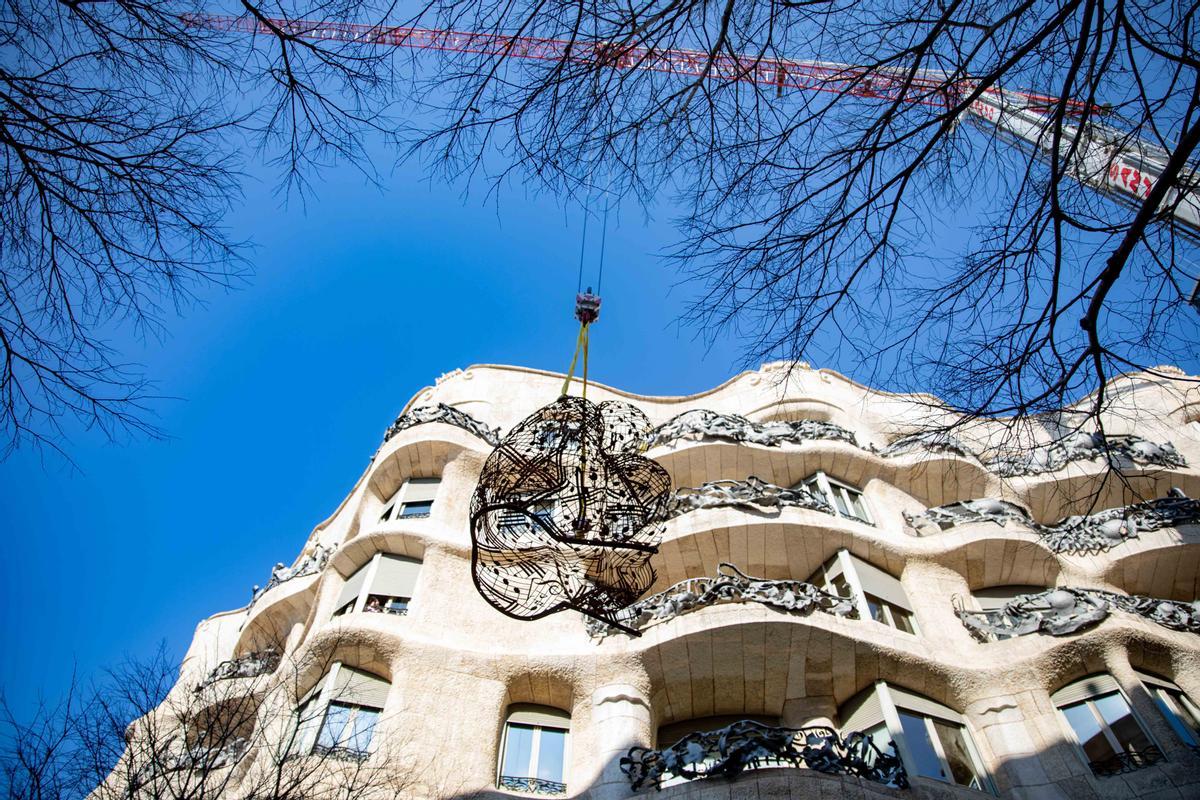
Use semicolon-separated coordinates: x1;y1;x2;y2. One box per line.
1053;678;1161;772
497;712;571;793
1140;674;1200;747
380;477;440;522
875;683;994;793
800;471;873;525
332;553;422;618
292;663;387;759
810;549;919;636
314;701;381;757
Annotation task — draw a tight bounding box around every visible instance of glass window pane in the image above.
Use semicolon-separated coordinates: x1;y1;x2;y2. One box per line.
318;703;352;749
1060;702;1117;762
831;575;852;597
899;712;947;782
349;708;379;753
502;724;536;777
1156;689;1200;746
833;490;851;517
536;727;567;783
889;605;917;635
844;489;866;519
932;720;984;788
1092;693;1152;753
865;595;886;623
399;500;433;518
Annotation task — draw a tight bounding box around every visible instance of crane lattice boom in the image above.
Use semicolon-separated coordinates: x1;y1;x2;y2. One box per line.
186;13;1199;237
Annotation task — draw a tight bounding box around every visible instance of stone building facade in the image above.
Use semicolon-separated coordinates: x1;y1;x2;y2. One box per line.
163;363;1200;800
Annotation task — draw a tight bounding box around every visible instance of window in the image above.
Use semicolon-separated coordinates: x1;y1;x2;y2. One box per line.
807;550;918;635
380;477;440;522
799;471;872;524
499;705;570;795
1053;674;1163;776
840;682;992;792
294;664;389;761
1138;671;1200;748
331;553;422;618
970;585;1046;641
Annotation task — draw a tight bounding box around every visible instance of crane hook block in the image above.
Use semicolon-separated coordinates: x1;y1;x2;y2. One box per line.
575;290;601;325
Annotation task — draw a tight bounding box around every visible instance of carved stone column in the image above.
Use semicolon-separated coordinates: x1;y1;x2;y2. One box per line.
781;695;837;729
588;683;653;800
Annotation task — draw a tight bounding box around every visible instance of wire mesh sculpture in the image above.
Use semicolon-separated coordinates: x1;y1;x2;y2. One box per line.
470;396;673;633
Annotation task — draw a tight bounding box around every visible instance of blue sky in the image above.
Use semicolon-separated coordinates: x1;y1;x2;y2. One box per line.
0;152;752;717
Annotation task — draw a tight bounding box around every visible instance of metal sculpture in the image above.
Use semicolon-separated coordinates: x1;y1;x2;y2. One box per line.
620;720;908;791
955;587;1200;640
904;498;1030;535
644;409;858;449
195;649;280;692
668;476;834;518
250;544;332;604
470;396;672;633
986;431;1186;477
588;562;856;638
906;490;1200;554
383;402;501;445
881;430;976;459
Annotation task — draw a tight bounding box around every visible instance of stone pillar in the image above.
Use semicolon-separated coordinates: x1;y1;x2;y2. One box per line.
588;683;652;800
781;695;837;729
966;691;1068;800
901;559;975;649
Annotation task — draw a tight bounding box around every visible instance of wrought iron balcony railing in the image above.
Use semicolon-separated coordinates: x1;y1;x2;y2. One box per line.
1089;745;1165;777
906;490;1200;555
195;649;281;692
620;721;907;791
498;775;568;795
586;563;856;638
954;588;1200;640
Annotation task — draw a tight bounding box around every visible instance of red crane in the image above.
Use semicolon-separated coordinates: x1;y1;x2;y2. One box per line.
186;13;1200;237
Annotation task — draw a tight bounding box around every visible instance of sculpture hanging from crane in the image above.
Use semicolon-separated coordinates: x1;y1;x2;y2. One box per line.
468;293;673;633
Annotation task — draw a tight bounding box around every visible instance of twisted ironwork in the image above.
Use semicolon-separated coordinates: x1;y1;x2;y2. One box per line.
668;476;834;518
955;587;1200;640
905;489;1200;554
470;397;672;633
250;544;332;605
620;721;907;791
194;649;280;692
498;776;568;795
644;409;859;449
587;563;856;638
1089;746;1165;777
384;402;501;445
985;432;1186;477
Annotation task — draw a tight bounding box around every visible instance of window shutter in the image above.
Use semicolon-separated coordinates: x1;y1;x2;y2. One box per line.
371;554;422;598
401;478;440;503
840;688;885;732
1051;674;1121;707
508;704;570;729
848;556;912;610
336;562;371;609
886;686;964;723
332;666;390;709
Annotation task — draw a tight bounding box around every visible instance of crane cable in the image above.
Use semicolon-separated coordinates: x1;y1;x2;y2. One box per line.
561;191;609;400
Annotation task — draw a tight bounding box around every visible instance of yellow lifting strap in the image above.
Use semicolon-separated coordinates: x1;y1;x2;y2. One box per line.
560;321;591;399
